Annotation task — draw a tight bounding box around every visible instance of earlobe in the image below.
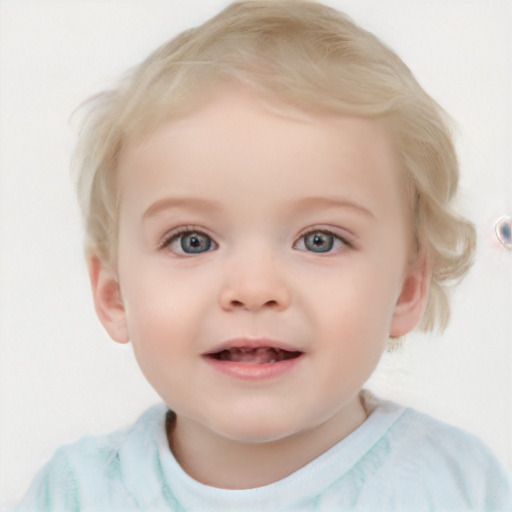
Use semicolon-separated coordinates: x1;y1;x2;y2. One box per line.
389;253;431;337
89;255;130;344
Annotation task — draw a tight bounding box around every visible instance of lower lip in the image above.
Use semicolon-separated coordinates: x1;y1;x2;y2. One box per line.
203;355;303;381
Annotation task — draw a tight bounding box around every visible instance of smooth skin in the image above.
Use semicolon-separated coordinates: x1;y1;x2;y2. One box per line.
90;85;430;489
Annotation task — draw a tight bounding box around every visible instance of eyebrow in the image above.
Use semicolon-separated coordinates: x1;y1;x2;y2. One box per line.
291;196;376;219
142;197;223;220
142;195;375;221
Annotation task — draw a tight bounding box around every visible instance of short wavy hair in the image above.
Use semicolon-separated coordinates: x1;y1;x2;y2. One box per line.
74;0;476;332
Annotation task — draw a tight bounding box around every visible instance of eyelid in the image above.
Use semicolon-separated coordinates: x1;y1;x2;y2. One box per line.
159;225;218;253
294;226;354;251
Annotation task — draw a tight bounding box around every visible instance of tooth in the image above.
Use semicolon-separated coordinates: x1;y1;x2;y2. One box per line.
212;346;296;363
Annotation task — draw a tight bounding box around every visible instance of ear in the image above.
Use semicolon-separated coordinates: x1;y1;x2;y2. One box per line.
389;252;431;337
88;255;130;344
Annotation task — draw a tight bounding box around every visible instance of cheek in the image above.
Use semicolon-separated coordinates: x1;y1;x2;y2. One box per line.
122;290;202;401
303;261;402;376
310;262;400;324
124;286;202;346
118;260;209;350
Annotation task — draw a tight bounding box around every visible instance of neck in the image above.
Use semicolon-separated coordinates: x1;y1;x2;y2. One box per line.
167;395;368;489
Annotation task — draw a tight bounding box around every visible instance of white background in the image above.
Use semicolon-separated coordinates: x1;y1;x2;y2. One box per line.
1;0;511;508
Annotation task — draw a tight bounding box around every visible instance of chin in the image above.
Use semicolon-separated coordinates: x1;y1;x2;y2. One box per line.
206;410;313;445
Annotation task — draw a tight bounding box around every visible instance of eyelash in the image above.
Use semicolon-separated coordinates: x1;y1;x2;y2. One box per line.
293;228;353;254
159;226;217;255
159;226;353;255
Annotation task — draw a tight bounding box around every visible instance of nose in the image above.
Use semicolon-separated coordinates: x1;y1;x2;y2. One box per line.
218;251;292;312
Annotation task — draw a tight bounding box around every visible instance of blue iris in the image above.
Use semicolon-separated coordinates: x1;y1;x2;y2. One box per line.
304;231;334;253
180;232;212;253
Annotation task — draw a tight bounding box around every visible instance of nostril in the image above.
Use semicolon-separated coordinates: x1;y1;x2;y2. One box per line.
228;298;280;310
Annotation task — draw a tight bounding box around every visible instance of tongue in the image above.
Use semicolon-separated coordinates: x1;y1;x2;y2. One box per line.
216;347;287;363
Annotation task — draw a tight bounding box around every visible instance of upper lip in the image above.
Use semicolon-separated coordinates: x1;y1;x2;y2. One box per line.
203;337;304;356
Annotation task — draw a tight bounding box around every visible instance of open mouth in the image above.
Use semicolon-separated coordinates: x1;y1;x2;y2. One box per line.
206;347;303;364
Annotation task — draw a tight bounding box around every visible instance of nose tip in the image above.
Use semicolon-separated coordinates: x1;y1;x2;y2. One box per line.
218;263;291;313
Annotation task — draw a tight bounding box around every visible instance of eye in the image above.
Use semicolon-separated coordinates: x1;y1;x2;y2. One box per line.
295;229;349;253
162;229;217;255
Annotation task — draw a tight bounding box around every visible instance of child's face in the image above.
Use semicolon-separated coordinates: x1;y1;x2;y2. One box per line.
93;86;427;445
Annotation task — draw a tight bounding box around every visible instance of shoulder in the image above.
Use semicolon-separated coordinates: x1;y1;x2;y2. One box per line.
374;397;512;509
14;403;169;512
389;403;504;469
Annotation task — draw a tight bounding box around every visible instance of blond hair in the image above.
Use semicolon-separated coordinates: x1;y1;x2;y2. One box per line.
74;0;476;332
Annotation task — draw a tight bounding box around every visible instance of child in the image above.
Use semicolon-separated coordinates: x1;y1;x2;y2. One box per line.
15;0;512;510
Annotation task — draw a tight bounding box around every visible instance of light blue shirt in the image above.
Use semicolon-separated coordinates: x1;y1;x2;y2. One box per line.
15;396;512;511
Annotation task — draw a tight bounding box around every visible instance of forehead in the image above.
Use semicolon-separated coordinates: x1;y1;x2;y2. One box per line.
117;86;407;219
